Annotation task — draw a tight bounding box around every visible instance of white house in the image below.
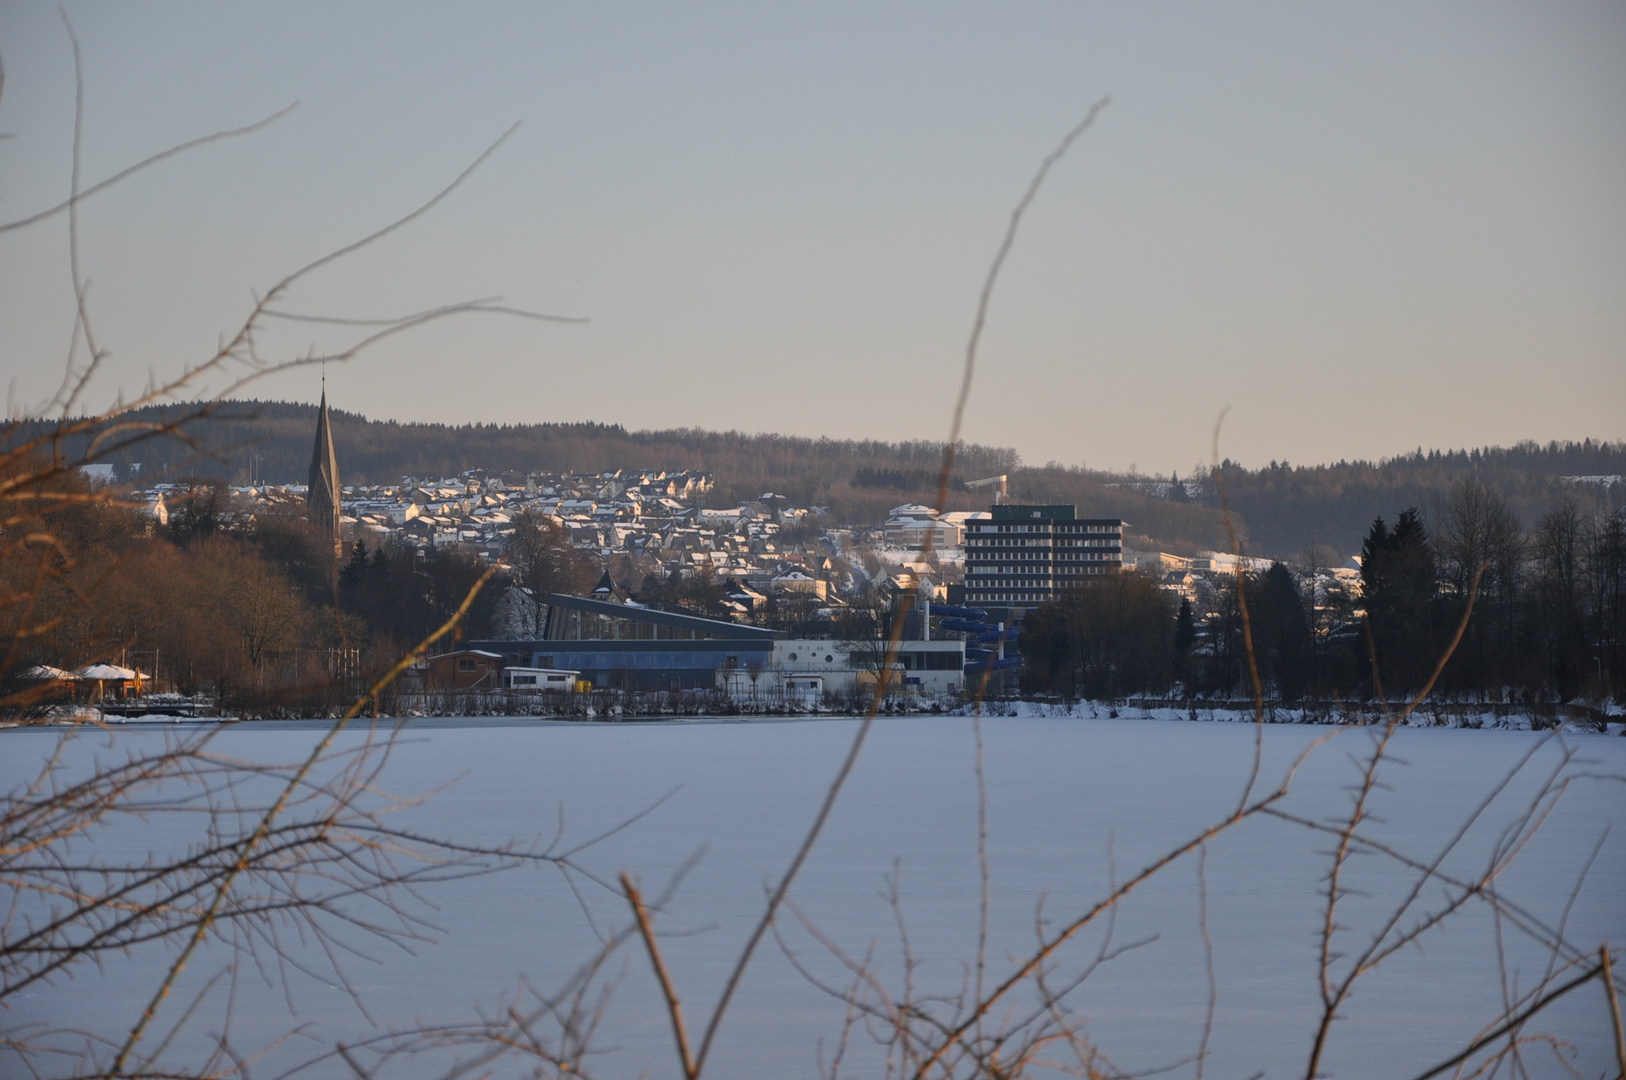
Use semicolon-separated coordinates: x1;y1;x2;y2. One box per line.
499;667;581;691
720;638;964;702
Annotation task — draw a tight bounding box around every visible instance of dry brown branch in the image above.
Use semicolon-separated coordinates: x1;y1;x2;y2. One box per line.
1259;799;1600;988
1604;945;1626;1080
1193;845;1215;1080
378;853;713;1080
1405;958;1606;1080
1303;562;1488;1080
106;565;497;1075
621;872;698;1080
0;103;296;238
973;708;991;1057
689;100;1111;1079
1208;410;1266;814
0;25;627;1080
1;72;578;535
909;732;1336;1080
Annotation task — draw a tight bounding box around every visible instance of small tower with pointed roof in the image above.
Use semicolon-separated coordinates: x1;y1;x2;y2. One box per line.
306;383;342;556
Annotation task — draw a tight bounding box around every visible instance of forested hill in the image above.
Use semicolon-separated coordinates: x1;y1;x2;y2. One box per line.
1213;443;1624;558
10;401;1620;558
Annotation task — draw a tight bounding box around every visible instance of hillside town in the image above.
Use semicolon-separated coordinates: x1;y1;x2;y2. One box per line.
28;394;1615;720
118;401;1368;624
58;394;1384;713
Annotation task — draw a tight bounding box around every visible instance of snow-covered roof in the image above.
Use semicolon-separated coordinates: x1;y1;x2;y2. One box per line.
22;664;76;680
76;663;140;680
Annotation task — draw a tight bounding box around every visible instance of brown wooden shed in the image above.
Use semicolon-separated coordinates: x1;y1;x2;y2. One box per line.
425;649;505;689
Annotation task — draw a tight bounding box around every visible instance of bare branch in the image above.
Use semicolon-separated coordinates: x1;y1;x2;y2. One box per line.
1605;945;1626;1080
621;872;698;1080
1406;960;1605;1080
0;106;299;236
693;101;1112;1078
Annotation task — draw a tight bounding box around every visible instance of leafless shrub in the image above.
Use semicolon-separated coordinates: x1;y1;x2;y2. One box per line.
0;22;607;1078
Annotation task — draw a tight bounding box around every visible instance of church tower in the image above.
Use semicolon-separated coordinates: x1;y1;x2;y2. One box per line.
306;387;342;555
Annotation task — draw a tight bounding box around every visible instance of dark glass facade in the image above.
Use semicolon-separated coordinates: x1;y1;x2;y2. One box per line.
963;505;1124;612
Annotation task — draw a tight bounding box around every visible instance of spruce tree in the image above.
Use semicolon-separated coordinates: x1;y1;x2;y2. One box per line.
1359;509;1439;696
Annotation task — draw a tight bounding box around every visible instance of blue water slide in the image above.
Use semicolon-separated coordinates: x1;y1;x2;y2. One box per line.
974;627;1020;645
938;617;988;634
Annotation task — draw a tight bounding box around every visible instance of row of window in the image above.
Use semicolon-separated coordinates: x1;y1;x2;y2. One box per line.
967;561;1120;575
968;553;1118;566
968;523;1120;534
969;564;1113;576
967;538;1051;547
896;650;965;671
965;537;1119;547
547;609;718;641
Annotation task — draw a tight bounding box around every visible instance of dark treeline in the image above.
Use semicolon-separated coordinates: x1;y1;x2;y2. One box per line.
12;402;1619;558
1021;480;1626;707
1214;440;1625;557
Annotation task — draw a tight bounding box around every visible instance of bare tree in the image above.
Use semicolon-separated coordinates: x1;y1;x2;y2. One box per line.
1532;494;1591;700
504;509;592;633
1433;477;1524;694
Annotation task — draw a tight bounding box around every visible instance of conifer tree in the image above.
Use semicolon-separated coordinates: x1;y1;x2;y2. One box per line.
1359;508;1438;696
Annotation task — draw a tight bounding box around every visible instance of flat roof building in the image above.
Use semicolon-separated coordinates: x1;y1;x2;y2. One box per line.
471;593;966;698
470;593;781;692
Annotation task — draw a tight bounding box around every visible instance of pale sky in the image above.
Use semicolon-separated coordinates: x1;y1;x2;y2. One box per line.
2;3;1622;475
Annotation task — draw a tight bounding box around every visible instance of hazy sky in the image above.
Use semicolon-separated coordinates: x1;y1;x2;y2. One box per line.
2;3;1622;474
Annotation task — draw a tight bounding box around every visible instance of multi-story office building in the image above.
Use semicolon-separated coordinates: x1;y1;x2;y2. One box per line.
963;505;1125;614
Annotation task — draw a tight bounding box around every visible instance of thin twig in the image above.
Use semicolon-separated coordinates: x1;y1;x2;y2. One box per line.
1209;409;1266;815
691;100;1111;1080
973;707;991;1056
1406;960;1605;1080
109;565;496;1073
1604;945;1626;1080
1195;844;1216;1080
1304;562;1489;1080
0;104;298;236
621;872;697;1080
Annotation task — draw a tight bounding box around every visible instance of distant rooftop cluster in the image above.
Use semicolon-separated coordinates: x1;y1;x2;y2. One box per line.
90;399;1377;636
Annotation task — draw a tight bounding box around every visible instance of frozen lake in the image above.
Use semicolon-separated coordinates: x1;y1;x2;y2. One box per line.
5;715;1624;1079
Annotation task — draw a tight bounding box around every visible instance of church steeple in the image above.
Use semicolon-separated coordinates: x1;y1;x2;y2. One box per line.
306;386;342;554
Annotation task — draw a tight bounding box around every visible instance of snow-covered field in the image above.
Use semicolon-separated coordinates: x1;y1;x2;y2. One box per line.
5;715;1623;1079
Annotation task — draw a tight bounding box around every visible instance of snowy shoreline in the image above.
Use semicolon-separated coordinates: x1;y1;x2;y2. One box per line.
957;698;1625;735
8;699;1623;735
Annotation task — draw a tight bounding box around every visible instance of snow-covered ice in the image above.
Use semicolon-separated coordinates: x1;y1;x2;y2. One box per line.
4;715;1622;1078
